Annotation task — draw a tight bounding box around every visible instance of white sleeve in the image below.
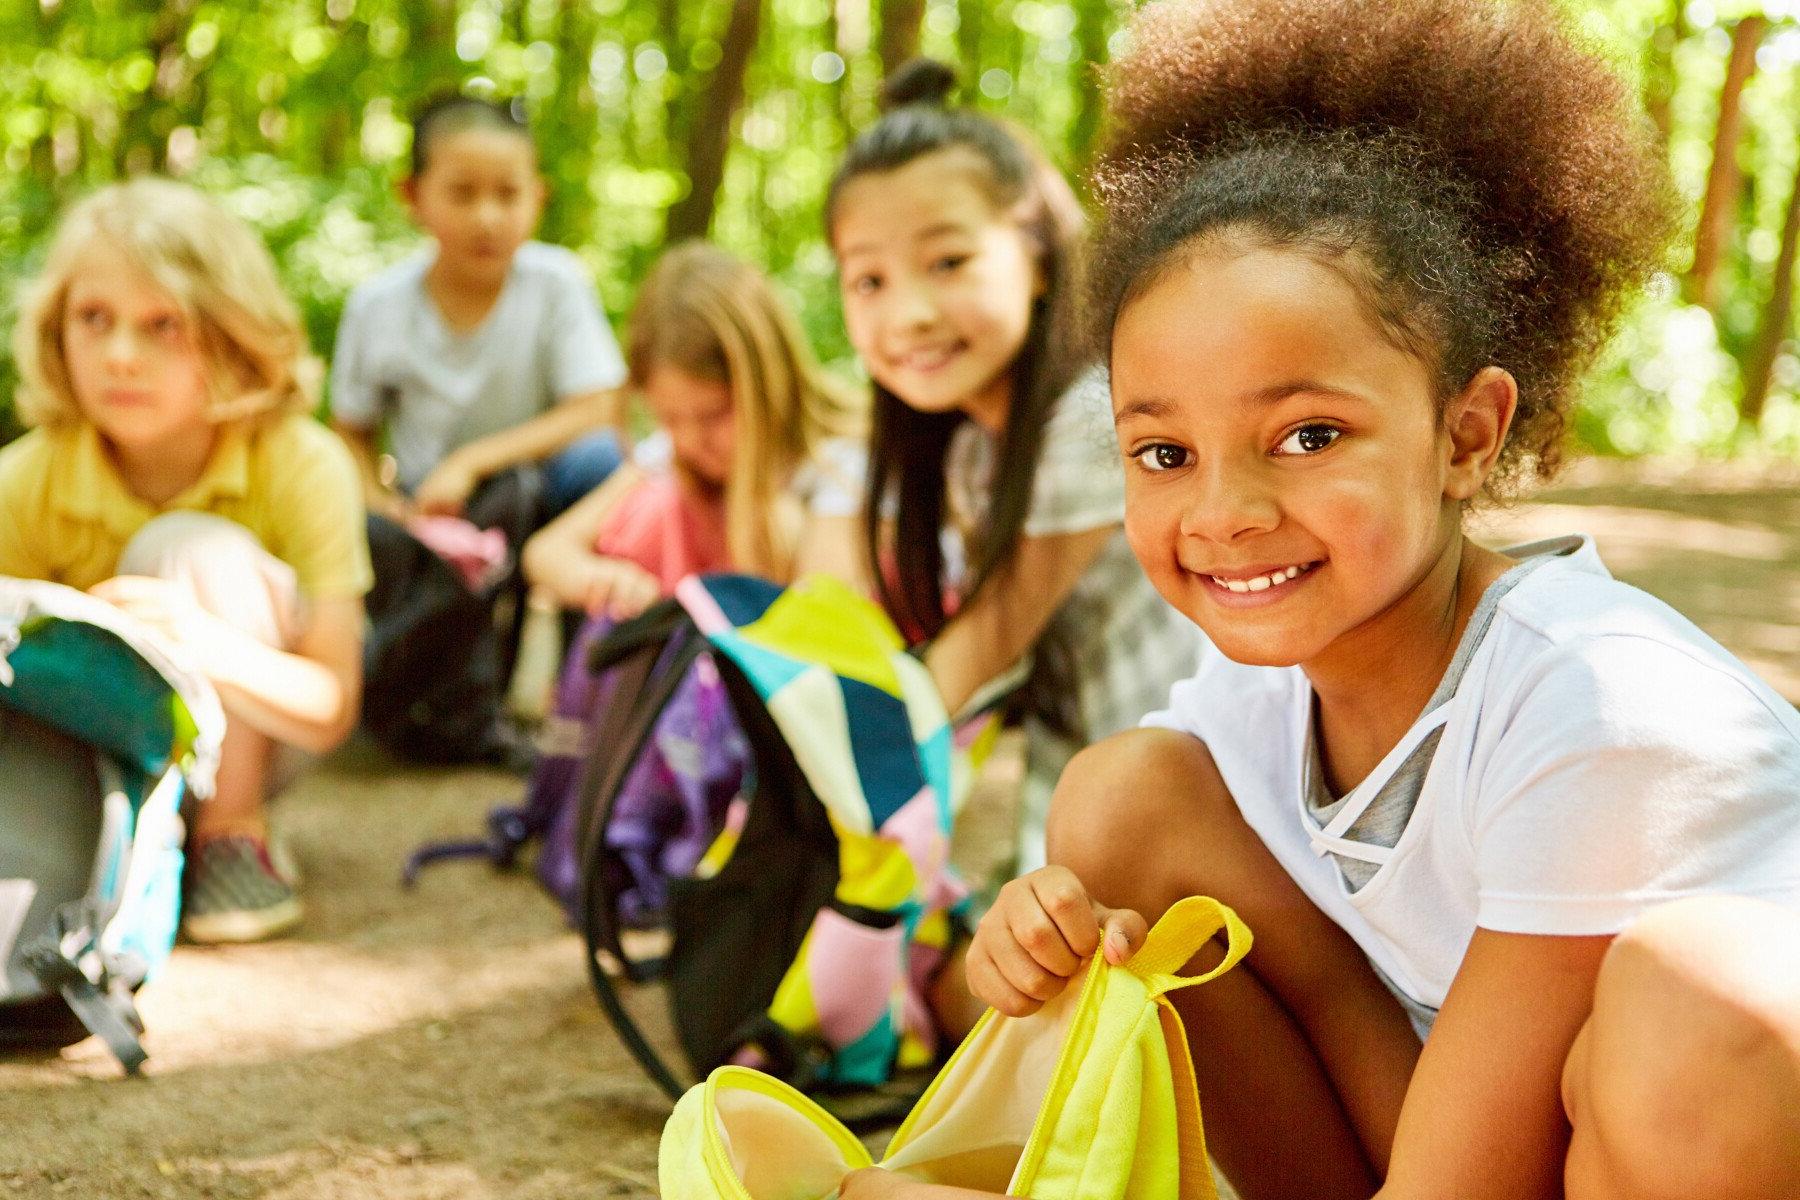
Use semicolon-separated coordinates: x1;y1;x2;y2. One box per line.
794;436;868;519
546;256;627;399
1472;635;1800;936
328;287;380;428
633;430;673;472
1022;370;1123;537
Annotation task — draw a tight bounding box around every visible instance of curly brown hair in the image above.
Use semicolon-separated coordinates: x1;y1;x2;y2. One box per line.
1090;0;1675;494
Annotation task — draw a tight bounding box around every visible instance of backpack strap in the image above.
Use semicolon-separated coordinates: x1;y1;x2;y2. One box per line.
1129;896;1254;998
577;607;710;1103
20;900;148;1075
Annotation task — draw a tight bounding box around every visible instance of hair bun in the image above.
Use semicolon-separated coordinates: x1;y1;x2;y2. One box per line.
880;58;958;112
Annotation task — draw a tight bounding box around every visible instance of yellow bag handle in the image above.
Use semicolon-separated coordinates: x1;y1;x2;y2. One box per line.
1126;896;1254;999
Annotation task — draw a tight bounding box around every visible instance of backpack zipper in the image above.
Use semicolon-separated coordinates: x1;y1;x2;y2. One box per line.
701;1067;871;1199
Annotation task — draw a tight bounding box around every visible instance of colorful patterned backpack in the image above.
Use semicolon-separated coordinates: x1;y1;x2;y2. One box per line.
575;573;1000;1108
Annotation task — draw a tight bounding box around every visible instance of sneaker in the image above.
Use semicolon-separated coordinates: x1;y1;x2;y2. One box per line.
182;835;303;944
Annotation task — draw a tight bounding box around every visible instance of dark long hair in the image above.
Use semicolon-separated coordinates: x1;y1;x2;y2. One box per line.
827;59;1089;645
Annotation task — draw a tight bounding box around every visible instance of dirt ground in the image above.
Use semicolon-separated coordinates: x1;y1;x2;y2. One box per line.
4;457;1799;1199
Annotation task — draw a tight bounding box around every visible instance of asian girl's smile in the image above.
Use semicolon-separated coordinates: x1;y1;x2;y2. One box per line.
833;148;1043;433
1111;242;1513;675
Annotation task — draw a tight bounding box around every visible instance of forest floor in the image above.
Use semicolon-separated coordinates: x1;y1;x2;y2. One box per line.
3;456;1799;1199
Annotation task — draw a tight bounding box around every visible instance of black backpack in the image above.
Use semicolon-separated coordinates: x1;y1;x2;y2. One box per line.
570;600;846;1101
359;466;545;763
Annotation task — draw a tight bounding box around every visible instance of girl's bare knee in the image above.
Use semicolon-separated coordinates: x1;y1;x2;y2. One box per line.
1044;728;1228;911
1574;896;1800;1200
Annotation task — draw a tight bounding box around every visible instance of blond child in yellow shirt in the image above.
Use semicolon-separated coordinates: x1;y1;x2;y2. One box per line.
0;178;371;943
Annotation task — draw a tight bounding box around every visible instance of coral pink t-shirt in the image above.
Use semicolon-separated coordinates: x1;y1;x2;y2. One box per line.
594;475;730;592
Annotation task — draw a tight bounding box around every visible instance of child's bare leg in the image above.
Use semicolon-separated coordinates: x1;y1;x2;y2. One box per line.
192;717;274;842
118;511;299;846
1563;895;1800;1200
1045;729;1420;1200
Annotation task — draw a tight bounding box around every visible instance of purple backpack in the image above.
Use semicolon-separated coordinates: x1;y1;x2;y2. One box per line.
404;613;748;932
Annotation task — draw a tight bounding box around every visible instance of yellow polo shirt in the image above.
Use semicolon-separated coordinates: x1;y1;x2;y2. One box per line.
0;415;373;599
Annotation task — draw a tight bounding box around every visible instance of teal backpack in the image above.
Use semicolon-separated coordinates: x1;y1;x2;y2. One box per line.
0;578;224;1073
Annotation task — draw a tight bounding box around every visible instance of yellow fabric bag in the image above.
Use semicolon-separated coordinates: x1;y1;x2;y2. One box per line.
659;895;1252;1200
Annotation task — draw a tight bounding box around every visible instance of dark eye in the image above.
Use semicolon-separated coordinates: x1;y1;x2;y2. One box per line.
930;254;968;275
1276;424;1340;455
1134;443;1190;473
849;273;881;296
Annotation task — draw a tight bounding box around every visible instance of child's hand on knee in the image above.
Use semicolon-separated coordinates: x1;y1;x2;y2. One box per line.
965;866;1147;1017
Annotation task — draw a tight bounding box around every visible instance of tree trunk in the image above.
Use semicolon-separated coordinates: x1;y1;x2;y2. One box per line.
662;0;763;243
877;0;926;78
1741;152;1800;425
1688;14;1767;311
113;0;194;174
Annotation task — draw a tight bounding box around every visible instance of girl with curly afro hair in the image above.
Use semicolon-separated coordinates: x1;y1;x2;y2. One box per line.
884;4;1800;1200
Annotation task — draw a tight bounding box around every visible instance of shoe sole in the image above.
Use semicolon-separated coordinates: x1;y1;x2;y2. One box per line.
182;897;303;945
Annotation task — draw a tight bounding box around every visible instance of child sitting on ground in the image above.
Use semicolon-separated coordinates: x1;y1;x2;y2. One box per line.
331;93;628;523
0;179;369;945
517;241;865;914
824;60;1208;884
925;3;1800;1200
522;241;865;617
332;93;631;763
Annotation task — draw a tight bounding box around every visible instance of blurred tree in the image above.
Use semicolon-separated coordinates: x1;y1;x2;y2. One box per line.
1690;14;1767;312
663;0;764;242
1643;0;1686;145
1743;138;1800;423
878;0;926;77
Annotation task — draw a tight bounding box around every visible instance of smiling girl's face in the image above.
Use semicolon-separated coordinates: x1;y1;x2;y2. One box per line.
833;148;1042;433
1111;243;1483;671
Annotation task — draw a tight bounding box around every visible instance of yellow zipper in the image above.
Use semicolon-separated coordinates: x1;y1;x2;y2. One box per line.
701;1067;873;1199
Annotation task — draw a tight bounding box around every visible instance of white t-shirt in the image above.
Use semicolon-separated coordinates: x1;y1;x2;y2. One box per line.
1144;536;1800;1025
330;241;626;491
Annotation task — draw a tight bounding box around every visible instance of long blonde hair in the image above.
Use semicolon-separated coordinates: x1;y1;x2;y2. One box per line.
12;178;316;431
626;242;859;581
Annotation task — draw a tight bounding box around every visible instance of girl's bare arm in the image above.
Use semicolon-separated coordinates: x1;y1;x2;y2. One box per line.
792;513;876;596
201;594;364;754
1376;928;1612;1200
520;462;646;603
924;525;1113;718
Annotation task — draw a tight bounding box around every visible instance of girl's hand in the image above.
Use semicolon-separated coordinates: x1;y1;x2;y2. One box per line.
965;866;1148;1017
88;575;223;660
413;454;482;516
543;557;662;622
